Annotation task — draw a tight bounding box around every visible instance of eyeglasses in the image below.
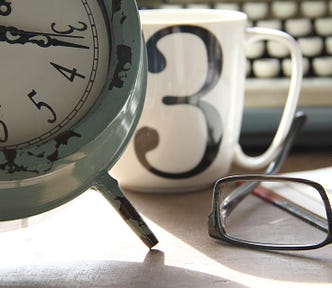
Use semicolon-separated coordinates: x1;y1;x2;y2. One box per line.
208;112;332;250
209;175;332;250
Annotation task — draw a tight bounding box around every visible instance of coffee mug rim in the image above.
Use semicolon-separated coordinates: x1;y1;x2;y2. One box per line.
139;8;247;24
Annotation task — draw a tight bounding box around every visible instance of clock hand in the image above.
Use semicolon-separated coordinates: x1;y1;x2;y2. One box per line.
0;25;89;49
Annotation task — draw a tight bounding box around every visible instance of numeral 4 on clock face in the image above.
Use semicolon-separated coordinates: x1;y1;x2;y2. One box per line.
50;62;86;82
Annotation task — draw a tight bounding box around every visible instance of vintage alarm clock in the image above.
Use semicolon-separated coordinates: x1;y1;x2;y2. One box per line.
0;0;158;248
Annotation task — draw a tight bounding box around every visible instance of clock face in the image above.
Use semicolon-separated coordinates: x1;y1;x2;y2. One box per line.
0;0;109;149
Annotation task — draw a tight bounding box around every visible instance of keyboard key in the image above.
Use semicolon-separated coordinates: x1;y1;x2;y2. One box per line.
313;57;332;76
242;2;269;20
285;18;312;37
245;42;265;59
314;18;332;36
267;41;290;58
272;1;298;19
253;59;280;78
186;3;209;9
166;0;194;3
214;3;240;11
282;59;291;77
298;37;324;57
161;4;183;9
326;37;332;55
256;20;282;30
301;1;327;18
282;58;310;76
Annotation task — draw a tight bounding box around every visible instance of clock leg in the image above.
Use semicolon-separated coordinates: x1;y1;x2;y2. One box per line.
93;171;159;249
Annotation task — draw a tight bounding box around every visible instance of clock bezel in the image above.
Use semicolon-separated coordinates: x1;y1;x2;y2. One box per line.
0;0;147;220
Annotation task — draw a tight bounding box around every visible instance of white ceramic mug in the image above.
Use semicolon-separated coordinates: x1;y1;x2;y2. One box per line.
111;9;303;193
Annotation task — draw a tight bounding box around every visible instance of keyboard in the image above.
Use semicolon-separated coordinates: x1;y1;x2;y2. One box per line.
137;0;332;149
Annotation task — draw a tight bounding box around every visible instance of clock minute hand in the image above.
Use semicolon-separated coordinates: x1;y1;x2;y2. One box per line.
0;25;89;49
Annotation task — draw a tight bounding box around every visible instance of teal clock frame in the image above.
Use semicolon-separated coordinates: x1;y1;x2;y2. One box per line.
0;0;158;248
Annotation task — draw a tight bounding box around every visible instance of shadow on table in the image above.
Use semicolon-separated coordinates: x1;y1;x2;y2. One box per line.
126;188;332;284
0;250;246;288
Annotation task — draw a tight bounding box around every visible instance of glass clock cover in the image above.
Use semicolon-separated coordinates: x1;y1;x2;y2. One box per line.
0;0;157;248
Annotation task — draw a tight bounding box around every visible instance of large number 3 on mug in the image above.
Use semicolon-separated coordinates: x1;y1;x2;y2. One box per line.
134;25;223;179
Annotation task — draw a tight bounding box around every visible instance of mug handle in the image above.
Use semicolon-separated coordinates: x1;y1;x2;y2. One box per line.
234;27;303;169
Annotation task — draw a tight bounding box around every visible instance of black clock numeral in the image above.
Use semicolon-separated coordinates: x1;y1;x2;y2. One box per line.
50;62;86;82
0;120;8;143
51;21;88;35
28;90;57;124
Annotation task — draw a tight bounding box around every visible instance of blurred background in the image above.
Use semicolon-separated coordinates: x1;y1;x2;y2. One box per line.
137;0;332;152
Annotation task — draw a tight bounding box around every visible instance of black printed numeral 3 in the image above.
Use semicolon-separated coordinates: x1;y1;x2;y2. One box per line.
134;25;223;179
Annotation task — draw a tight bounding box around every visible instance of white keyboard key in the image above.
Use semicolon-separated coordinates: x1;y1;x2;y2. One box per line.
253;59;280;78
298;37;324;57
267;41;290;58
285;18;312;37
256;20;282;30
314;18;332;36
161;4;183;9
242;2;269;20
245;42;265;59
326;37;332;55
272;1;298;19
282;58;310;76
187;4;209;9
214;3;239;11
313;57;332;76
301;1;327;18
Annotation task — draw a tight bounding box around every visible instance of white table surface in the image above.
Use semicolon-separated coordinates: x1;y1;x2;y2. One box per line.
0;151;331;288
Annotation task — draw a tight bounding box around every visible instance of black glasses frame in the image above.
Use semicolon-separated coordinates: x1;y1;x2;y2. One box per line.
208;111;332;250
208;174;332;250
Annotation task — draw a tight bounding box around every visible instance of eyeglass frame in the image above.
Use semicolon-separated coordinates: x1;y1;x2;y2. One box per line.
208;174;332;250
208;111;332;250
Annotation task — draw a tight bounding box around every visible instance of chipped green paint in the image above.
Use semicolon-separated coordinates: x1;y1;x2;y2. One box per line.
0;0;158;248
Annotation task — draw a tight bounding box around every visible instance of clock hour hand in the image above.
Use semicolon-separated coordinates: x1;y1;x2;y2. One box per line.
0;25;89;49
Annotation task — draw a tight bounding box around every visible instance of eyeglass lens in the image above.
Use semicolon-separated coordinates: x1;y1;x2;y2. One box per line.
219;179;328;247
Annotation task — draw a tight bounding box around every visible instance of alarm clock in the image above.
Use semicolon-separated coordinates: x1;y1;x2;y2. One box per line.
0;0;158;248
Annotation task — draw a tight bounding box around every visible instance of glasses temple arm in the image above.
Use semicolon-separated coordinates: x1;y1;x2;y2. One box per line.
265;111;307;175
222;112;328;232
221;112;307;214
252;187;329;232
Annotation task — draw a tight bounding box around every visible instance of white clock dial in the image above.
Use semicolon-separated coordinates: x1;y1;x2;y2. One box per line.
0;0;109;149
